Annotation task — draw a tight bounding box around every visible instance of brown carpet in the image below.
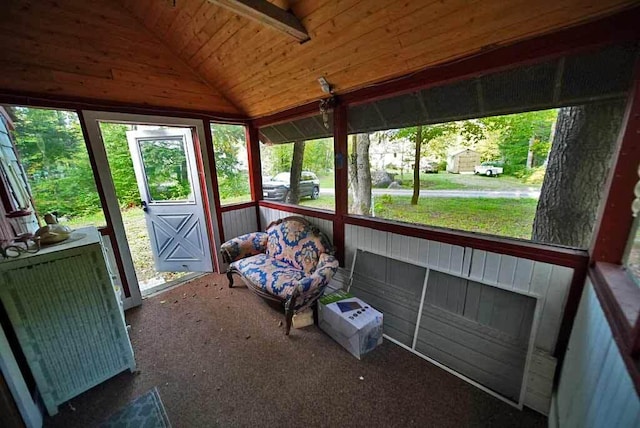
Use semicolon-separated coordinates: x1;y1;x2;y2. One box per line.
45;273;546;427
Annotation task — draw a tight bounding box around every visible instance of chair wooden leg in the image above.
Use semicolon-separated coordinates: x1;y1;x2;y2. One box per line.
284;289;298;336
285;308;294;335
227;270;234;288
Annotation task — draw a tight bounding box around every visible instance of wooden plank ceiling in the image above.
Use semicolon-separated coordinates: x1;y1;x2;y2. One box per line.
0;0;637;118
119;0;637;118
0;0;240;114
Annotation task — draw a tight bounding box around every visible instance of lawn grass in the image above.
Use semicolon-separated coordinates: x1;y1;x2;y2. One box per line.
299;194;335;211
64;210;108;229
390;172;540;191
373;195;538;239
220;194;253;205
65;208;188;284
318;174;335;189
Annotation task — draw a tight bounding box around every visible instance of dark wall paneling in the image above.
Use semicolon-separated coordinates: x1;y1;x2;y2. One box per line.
416;271;537;402
346;42;637;135
350;250;425;347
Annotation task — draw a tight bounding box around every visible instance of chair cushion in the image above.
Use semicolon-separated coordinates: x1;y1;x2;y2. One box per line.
232;254;306;299
221;232;268;263
265;220;330;274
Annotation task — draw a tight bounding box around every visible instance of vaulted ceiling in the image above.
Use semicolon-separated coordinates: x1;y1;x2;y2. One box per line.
0;0;637;118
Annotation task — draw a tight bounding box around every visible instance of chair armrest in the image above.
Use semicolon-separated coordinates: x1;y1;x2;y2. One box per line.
221;232;268;264
287;253;339;309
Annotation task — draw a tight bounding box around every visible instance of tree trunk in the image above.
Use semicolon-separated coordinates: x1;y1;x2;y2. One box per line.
412;125;423;205
288;140;305;204
349;133;372;215
526;136;535;169
532;101;626;247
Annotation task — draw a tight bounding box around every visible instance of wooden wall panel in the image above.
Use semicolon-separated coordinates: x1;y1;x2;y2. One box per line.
0;0;240;114
554;279;640;427
120;0;638;117
221;205;258;239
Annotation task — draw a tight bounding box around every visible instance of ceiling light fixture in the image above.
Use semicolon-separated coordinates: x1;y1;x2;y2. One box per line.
318;76;333;94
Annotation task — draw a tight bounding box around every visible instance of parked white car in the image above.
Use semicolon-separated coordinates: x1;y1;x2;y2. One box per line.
474;163;503;177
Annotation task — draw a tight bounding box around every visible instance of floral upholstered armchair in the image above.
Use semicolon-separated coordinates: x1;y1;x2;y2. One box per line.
221;216;339;335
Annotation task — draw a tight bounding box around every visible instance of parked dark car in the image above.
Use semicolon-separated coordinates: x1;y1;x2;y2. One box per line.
262;171;320;202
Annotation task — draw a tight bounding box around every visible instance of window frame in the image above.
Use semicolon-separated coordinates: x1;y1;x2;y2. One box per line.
0;113;32;215
589;72;640;369
255;120;337;214
209;122;254;208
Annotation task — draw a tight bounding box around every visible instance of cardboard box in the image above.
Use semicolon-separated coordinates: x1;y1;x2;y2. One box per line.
318;291;383;359
292;308;314;329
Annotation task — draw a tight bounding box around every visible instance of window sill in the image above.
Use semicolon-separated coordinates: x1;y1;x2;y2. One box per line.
6;210;32;218
219;201;255;212
258;200;335;220
590;262;640;346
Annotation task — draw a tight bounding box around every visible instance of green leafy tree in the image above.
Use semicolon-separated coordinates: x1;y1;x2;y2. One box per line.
212;124;250;200
392;121;485;204
481;110;557;174
302;138;333;175
261;138;333;179
100;123;140;207
11;107;102;217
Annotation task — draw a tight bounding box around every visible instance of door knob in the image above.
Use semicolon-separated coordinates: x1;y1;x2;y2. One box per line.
141;200;148;212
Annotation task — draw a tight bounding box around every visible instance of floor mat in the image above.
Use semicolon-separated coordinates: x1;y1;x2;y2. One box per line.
99;387;170;428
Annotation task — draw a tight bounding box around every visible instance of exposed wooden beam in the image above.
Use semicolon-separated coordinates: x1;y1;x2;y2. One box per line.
208;0;309;42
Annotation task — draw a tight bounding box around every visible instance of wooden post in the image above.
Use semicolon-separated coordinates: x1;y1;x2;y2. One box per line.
333;103;348;266
201;122;225;249
591;68;640;264
246;123;263;230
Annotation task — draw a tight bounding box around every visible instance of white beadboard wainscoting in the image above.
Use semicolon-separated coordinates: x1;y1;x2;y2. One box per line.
259;206;334;241
551;279;639;427
343;224;571;414
221;205;259;241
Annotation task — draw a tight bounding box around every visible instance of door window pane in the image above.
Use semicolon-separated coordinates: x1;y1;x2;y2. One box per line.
138;138;193;202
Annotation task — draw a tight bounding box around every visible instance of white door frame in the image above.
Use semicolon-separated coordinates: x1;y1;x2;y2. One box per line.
82;111;222;309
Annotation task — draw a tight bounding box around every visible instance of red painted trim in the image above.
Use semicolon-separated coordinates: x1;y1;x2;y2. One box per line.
333;104;348;266
590;264;640;395
77;110;131;298
255;203;262;231
219;201;256;213
553;259;589;377
592;263;639;337
0;173;14;214
345;215;588;268
245;123;263;232
199;124;223;268
249;7;640;128
0;89;248;122
591;70;640;264
5;210;31;218
632;314;640;358
258;200;336;222
251;102;326;128
245;124;263;201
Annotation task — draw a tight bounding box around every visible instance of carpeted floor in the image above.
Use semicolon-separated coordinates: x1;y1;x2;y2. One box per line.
45;273;546;427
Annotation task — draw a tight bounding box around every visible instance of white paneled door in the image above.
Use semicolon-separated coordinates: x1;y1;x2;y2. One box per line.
127;128;213;273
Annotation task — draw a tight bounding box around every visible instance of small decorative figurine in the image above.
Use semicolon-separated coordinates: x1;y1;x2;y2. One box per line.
35;212;72;245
